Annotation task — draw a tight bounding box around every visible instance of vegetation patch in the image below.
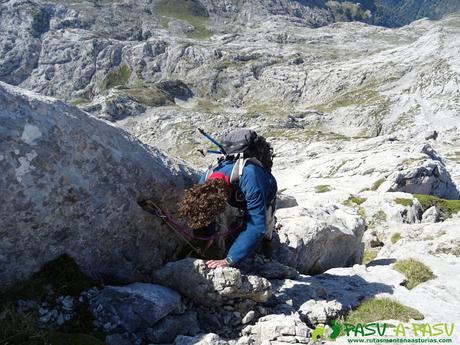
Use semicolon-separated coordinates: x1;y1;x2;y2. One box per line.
373;210;387;222
414;194;460;219
391;232;402;244
70;98;90;106
126;86;171;107
315;185;332;193
371;178;385;191
362;249;378;266
344;298;424;325
394;198;413;207
347;195;367;206
101;64;131;90
393;259;436;290
155;0;212;39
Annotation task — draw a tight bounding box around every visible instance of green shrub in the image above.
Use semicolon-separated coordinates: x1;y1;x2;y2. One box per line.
414;194;460;219
391;232;402;244
345;298;424;325
101;64;131;90
393;259;436;290
315;185;332;193
394;198;413;207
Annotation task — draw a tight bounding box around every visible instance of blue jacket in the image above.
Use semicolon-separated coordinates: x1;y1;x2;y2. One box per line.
200;160;278;264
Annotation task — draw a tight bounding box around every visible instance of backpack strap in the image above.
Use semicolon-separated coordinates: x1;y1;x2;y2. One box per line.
230;155;263;186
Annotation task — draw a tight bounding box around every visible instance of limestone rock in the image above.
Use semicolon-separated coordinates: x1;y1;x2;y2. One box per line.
0;81;197;288
174;333;231;345
238;256;299;280
362;230;384;248
381;152;459;199
298;300;342;325
146;311;201;344
273;205;365;274
360;192;422;225
421;206;441;223
90;283;183;334
241;314;311;345
152;258;272;307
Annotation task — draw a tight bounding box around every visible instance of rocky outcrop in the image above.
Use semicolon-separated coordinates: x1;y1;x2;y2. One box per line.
152;259;272;307
273;205;366;274
90;283;183;334
379;146;460;199
0;81;197;288
240;314;311;345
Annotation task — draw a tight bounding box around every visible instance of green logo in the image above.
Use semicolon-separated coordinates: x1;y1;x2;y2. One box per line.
312;320;341;342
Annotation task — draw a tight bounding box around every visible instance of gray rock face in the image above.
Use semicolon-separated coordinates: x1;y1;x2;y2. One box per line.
152;258;272;307
146;311;201;344
273;205;366;274
298;300;342;325
381;147;460;199
421;206;441;223
240;314;310;345
0;81;197;288
90;283;183;334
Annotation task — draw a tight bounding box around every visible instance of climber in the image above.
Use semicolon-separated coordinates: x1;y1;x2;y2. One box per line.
178;129;278;269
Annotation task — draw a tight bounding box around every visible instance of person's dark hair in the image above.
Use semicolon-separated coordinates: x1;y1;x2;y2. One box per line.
178;179;229;229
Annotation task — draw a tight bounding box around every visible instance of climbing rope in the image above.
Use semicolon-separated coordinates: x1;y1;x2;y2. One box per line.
138;200;243;250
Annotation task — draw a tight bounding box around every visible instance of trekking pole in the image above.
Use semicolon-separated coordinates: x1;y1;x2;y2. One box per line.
197;128;227;155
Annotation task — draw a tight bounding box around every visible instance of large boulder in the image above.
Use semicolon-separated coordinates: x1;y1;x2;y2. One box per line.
0;82;197;288
90;283;183;334
152;258;272;307
378;145;460;199
273;205;366;274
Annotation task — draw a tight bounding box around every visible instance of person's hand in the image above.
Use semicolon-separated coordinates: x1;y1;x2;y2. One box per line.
206;259;229;269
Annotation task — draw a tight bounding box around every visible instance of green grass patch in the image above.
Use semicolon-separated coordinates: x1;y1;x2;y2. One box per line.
101;64;131;90
391;232;402;244
344;298;424;325
394;198;413;207
349;195;367;205
363;249;378;265
414;194;460;219
195;98;218;113
371;178;385;191
125;86;171;107
70;98;90;106
154;0;212;39
393;259;436;290
0;303;46;345
315;185;332;193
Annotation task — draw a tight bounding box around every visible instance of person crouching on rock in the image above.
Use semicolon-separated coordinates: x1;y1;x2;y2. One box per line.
178;129;278;269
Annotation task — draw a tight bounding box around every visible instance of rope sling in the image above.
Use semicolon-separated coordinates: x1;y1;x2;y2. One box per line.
138;200;244;254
